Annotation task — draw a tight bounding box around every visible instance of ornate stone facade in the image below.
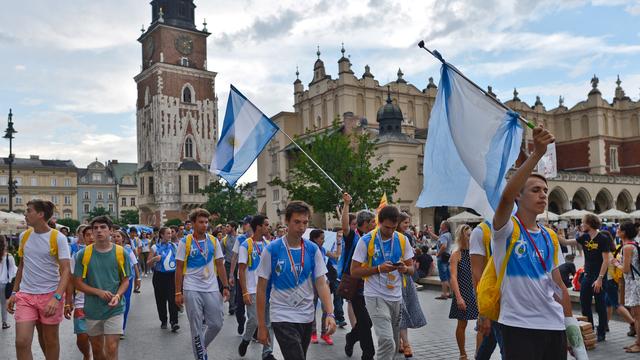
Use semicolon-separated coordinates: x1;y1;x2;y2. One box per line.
135;0;217;226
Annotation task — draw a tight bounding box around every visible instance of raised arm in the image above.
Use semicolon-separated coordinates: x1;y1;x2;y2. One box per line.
493;126;555;231
341;193;352;236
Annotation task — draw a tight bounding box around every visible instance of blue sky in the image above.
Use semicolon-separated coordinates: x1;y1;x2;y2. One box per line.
0;0;638;183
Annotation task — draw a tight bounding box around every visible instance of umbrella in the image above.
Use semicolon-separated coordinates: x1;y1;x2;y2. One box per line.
598;208;631;220
559;209;594;220
447;211;484;223
537;210;560;222
0;211;28;235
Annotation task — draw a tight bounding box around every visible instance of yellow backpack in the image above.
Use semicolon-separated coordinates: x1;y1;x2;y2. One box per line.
18;228;60;259
246;237;270;268
362;228;407;287
183;233;217;273
477;217;560;321
81;244;127;279
478;221;492;256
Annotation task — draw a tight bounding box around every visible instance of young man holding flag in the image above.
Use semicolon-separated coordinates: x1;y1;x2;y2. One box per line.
492;126;576;359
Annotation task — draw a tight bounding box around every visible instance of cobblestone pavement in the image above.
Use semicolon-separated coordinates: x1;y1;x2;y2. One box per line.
0;277;635;359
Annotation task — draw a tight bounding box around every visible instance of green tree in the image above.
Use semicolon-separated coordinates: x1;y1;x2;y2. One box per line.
271;123;405;215
57;218;81;233
201;180;257;224
87;207;112;220
118;209;139;226
164;218;183;227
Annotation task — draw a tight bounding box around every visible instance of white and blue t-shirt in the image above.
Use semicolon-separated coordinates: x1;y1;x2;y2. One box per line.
492;217;564;331
140;238;151;253
152;242;177;273
176;235;223;292
257;237;327;323
352;231;414;301
238;238;268;294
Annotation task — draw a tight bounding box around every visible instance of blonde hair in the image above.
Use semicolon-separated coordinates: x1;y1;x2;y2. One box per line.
454;224;471;249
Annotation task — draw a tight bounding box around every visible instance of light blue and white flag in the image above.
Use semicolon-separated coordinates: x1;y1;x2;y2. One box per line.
416;64;524;218
212;85;279;186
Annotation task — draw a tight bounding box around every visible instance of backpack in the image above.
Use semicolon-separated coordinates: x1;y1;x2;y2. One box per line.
18;228;60;259
477;217;560;321
612;244;624;283
362;228;408;287
183;233;217;273
478;221;492;256
81;244;127;279
246;237;270;268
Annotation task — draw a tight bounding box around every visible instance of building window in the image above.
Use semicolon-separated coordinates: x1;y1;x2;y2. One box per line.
108;204;114;213
64;196;71;205
140;177;144;195
64;213;71;219
185;137;193;158
181;57;190;67
182;86;192;103
97;203;104;209
51;195;59;204
130;197;136;206
121;197;127;206
15;177;22;186
0;196;6;204
30;177;37;186
15;195;22;205
97;192;103;201
83;203;90;213
83;191;89;200
108;192;113;200
188;175;199;194
149;177;154;195
610;146;620;172
0;176;7;186
64;178;71;187
51;178;57;187
92;173;101;182
273;189;280;201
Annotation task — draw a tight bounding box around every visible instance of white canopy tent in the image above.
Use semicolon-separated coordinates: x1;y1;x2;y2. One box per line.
0;211;27;235
446;211;484;224
537;210;560;222
598;208;632;220
630;210;640;219
559;209;594;220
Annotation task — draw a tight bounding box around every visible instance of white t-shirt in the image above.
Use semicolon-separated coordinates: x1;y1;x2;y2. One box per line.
238;240;268;294
257;238;327;323
176;236;223;292
352;232;414;302
0;253;17;285
20;229;71;294
469;226;487;256
492;218;565;330
70;251;85;308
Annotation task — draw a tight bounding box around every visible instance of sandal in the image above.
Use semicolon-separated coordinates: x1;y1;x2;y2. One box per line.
624;342;637;350
398;339;404;354
435;295;448;300
403;343;413;358
626;344;640;353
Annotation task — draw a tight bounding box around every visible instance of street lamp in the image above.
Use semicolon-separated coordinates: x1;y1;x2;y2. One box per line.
4;109;17;212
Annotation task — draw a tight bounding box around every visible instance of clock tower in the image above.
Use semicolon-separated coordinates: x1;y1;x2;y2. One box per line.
134;0;217;226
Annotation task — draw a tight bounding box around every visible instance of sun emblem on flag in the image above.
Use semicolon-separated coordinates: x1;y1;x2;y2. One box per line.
227;135;236;147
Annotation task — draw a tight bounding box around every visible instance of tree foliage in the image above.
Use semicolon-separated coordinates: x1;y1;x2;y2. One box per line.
164;218;183;227
118;209;139;226
271;123;406;215
88;207;112;220
57;218;81;233
201;180;257;224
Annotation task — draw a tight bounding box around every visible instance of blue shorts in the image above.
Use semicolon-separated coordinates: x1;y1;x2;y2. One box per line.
74;316;87;334
604;280;619;308
437;259;450;282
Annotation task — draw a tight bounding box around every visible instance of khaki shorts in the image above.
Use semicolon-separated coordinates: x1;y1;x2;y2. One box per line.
86;314;124;336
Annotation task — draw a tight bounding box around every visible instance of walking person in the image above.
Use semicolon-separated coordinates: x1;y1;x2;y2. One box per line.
604;233;635;336
327;228;346;327
140;232;151;277
237;215;275;360
68;225;93;360
229;217;252;334
73;215;131;360
148;227;179;332
175;208;230;360
429;221;453;299
340;193;376;360
221;222;238;316
1;235;17;330
309;229;333;345
351;205;415;360
396;212;427;358
449;224;479;360
613;222;640;353
256;201;336;360
7;200;72;360
491;126;576;359
112;229;140;338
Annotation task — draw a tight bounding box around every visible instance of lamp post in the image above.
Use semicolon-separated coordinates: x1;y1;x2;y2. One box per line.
4;109;17;212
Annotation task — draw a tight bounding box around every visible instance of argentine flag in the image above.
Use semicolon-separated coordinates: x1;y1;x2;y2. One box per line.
416;64;523;218
212;85;279;186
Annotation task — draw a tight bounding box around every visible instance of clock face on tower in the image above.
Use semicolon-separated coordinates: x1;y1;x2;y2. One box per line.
175;35;194;55
144;37;155;59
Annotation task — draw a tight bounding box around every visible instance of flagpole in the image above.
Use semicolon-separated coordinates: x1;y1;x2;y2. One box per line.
279;129;344;193
417;40;535;130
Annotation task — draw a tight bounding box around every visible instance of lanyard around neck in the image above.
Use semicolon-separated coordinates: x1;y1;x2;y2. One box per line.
284;238;305;284
515;214;549;272
192;235;208;258
376;231;395;262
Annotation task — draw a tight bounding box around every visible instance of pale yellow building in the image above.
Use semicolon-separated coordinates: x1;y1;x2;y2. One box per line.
0;155;78;219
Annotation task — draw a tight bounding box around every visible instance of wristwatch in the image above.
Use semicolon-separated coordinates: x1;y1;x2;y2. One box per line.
53;293;62;301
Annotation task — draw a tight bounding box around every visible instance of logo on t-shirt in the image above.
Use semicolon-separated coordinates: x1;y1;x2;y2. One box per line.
515;239;527;257
584;239;598;251
275;259;284;276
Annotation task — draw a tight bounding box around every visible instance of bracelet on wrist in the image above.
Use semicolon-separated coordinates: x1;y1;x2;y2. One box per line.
376;265;381;274
326;313;335;318
243;292;250;297
175;292;183;296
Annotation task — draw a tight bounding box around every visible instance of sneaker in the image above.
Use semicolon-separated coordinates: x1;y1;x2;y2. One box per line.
238;339;250;357
120;334;125;340
597;334;606;342
345;333;354;357
171;323;180;332
2;322;9;330
237;319;245;335
262;354;276;360
321;333;334;345
144;273;148;277
311;332;318;344
160;322;168;330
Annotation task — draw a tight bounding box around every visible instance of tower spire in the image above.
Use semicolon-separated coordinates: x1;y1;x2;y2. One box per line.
316;45;321;59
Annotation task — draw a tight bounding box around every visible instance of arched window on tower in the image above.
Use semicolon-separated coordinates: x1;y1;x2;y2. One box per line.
185;138;193;158
183;86;192;103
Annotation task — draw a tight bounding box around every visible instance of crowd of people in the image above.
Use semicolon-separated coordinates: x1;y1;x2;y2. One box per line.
2;127;640;359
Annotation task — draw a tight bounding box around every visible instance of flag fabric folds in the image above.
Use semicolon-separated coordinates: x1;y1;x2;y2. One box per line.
375;193;388;225
212;85;279;186
416;64;524;218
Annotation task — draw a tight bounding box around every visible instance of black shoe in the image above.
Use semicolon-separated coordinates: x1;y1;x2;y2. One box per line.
345;333;354;357
171;323;180;332
337;320;347;328
629;323;637;337
229;310;235;315
237;318;245;335
160;322;168;330
238;339;250;357
597;334;605;342
262;354;276;360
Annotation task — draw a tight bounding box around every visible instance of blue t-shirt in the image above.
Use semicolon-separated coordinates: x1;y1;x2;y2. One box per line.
153;242;177;273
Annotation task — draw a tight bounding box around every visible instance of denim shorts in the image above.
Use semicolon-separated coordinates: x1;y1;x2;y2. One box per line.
437;259;451;282
604;279;619;308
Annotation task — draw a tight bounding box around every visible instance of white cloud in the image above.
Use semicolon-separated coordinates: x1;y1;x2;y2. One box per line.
14;64;25;71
